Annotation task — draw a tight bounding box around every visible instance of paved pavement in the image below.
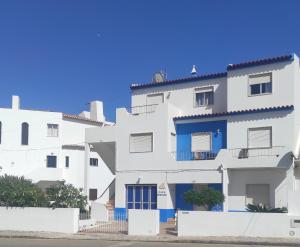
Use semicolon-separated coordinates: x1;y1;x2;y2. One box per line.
1;231;300;246
0;238;289;247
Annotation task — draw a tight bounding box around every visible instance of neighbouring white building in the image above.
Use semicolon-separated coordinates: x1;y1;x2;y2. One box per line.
0;96;115;203
86;53;300;221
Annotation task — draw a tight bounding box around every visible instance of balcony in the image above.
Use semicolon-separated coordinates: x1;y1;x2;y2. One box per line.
218;146;292;169
229;146;285;159
172;151;218;161
127;104;158;115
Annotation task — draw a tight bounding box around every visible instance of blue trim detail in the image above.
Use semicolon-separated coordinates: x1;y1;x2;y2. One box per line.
229;209;247;212
130;72;227;90
174;105;294;121
227;54;293;71
176;120;227;161
130;54;293;90
175;184;193;210
159;209;176;222
114;208;127;221
208;183;223;211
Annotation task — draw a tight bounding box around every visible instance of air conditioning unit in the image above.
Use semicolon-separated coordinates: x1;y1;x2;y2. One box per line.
238;148;249;159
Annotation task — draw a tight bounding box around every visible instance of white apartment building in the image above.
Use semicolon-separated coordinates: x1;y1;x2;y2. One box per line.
0;96;115;203
86;53;300;221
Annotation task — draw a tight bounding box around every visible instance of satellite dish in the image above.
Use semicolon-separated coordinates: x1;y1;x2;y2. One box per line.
152;71;166;83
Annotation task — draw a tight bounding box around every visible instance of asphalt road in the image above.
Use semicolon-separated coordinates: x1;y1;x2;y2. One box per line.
0;238;287;247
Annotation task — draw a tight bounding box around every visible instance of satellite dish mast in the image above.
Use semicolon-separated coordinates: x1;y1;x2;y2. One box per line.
191;65;197;76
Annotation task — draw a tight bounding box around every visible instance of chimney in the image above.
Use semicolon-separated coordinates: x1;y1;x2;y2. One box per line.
90;100;105;122
12;95;20;110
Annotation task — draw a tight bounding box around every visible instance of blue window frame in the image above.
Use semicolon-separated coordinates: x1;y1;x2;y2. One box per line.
126;185;157;210
47;155;57;168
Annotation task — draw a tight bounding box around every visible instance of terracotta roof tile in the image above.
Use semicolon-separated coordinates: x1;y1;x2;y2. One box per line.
63;113;103;125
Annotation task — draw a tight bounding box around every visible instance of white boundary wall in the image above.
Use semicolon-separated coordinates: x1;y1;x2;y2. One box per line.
178;211;300;238
0;207;79;233
128;209;160;236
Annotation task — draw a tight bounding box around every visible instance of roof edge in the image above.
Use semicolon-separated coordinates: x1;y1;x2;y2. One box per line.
174;105;294;121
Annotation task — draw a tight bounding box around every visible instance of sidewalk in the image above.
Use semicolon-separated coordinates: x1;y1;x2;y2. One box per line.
1;231;300;246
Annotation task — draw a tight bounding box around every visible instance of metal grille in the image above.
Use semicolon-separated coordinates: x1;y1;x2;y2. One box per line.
80;210;127;234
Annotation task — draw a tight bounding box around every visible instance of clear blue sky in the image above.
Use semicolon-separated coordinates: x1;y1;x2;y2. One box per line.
0;0;300;121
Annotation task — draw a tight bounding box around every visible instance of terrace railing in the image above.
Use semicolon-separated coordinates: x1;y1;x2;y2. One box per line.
127;104;158;115
229;146;285;159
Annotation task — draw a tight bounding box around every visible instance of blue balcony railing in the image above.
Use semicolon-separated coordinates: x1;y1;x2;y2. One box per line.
172;151;218;161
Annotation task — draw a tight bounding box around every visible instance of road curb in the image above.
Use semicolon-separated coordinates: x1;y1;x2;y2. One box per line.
1;233;300;246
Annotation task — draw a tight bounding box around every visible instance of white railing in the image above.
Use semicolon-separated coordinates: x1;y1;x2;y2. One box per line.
127;104;158;115
229;146;285;159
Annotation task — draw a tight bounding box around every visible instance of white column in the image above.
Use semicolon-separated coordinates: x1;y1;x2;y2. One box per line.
222;167;229;212
84;143;90;196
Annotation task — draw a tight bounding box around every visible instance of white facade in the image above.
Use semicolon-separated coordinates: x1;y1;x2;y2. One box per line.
86;54;300;221
0;96;114;203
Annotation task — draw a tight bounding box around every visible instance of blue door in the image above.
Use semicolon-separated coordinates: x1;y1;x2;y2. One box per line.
175;184;193;210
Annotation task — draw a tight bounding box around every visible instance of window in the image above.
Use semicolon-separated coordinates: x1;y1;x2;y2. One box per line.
65;156;69;168
47;155;57;168
130;133;153;153
194;87;214;107
248;127;272;148
0;121;2;144
249;73;272;96
90;158;98;167
47;124;59;137
191;132;212;152
146;93;164;105
21;122;29;145
89;189;97;201
126;185;157;210
246;184;270;206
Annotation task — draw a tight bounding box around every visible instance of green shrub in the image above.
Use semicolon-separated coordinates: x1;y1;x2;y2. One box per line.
184;188;225;210
46;181;87;211
246;203;287;213
0;175;48;207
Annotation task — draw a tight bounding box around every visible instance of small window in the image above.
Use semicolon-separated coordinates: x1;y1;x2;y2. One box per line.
146;93;164;105
47;155;57;168
194;87;214;107
21;122;29;145
90;158;98;167
191;132;212;152
89;189;97;201
130;133;153;153
65;156;69;168
47;124;59;137
248;127;272;148
249;73;272;96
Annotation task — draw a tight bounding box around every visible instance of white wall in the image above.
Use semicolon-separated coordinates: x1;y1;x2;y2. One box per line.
0;106;114;203
227;110;295;151
131;76;227;116
227;58;296;111
128;209;160;236
177;211;300;238
228;169;288;210
0;207;79;233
